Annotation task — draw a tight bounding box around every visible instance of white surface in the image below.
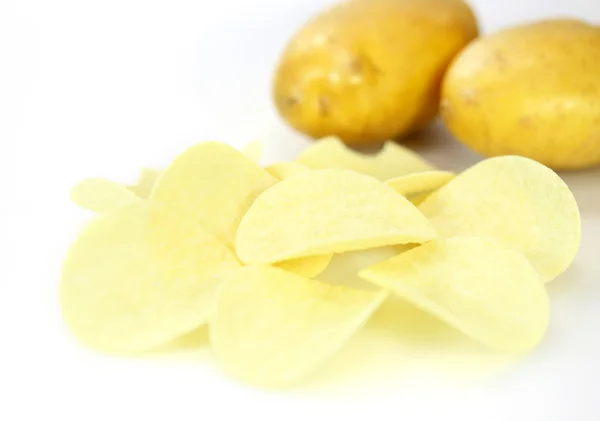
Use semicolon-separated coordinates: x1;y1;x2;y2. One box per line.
1;1;599;420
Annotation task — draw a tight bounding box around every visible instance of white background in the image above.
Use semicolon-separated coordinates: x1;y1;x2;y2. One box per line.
1;1;599;420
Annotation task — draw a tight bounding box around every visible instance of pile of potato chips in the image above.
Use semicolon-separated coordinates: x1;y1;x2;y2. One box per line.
62;137;581;388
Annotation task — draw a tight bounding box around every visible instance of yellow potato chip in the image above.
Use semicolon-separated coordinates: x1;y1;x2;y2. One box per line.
296;137;435;180
242;140;264;163
315;246;406;290
210;265;387;387
151;141;278;249
60;201;241;354
236;169;436;264
275;254;333;278
265;160;330;277
418;156;581;282
386;170;455;204
359;237;549;353
70;177;139;213
265;161;310;179
128;168;162;198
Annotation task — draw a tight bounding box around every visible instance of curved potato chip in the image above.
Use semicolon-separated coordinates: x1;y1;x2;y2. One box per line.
151;142;277;249
60;201;241;354
315;246;409;290
359;237;549;353
265;161;330;277
275;254;332;278
70;178;139;213
242;140;264;163
418;156;581;282
296;137;434;180
386;171;455;204
236;169;436;264
265;161;310;179
210;265;387;387
128;168;162;198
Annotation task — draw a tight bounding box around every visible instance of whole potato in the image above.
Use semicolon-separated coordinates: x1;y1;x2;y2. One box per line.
273;0;478;147
441;19;600;170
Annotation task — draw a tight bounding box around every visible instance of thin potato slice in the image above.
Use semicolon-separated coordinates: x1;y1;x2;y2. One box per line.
418;156;581;282
60;201;241;354
128;168;162;198
210;265;387;387
265;161;310;179
236;169;436;264
386;170;455;204
359;237;549;353
315;246;412;290
266;160;330;277
242;140;264;163
275;254;332;278
151;142;277;249
296;137;435;180
70;178;139;213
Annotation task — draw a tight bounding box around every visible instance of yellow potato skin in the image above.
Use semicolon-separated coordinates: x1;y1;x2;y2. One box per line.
273;0;478;146
441;19;600;170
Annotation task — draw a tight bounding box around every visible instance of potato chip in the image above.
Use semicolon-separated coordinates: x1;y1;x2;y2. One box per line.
151;142;278;249
265;161;310;179
296;137;435;180
128;168;162;198
264;160;330;277
70;177;139;213
359;237;549;353
60;201;241;354
236;169;435;264
418;156;581;282
386;170;455;204
275;254;332;278
210;265;387;387
315;246;406;290
242;140;264;163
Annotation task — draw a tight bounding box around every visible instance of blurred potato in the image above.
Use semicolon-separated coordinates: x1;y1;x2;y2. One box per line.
273;0;479;147
441;19;600;170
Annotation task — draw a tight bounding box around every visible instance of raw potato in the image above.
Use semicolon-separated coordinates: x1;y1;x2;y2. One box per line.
297;137;435;180
151;142;277;249
60;202;241;354
418;156;581;282
441;19;600;170
359;237;549;353
210;265;387;387
273;0;478;146
70;178;140;213
386;170;455;204
236;169;435;264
